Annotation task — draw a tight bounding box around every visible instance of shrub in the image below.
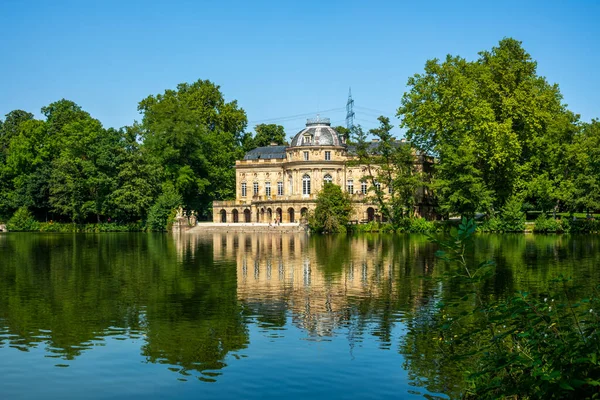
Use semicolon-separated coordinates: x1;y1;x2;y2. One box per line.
500;196;526;231
478;216;503;232
533;214;565;233
353;221;381;233
146;185;182;232
6;207;40;231
478;197;525;232
570;218;600;233
39;222;75;232
395;217;413;233
37;222;145;232
409;217;436;233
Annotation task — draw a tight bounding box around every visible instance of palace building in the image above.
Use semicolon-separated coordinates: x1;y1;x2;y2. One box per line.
212;116;434;224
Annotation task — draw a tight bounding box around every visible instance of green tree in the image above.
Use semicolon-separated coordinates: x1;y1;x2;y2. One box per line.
0;110;34;154
146;183;182;231
41;99;90;136
333;125;351;142
351;117;424;226
0;111;37;219
435;141;494;218
251;123;286;148
573;120;600;214
138;79;247;217
49;114;120;222
398;38;575;216
309;183;353;233
0;118;54;220
108;124;164;222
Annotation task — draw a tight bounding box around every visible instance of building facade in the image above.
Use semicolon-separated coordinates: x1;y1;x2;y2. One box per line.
212;117;433;224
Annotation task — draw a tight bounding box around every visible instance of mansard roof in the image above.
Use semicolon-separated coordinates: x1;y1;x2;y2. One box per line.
243;145;287;160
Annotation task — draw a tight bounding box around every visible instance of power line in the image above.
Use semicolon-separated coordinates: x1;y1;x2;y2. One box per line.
285;119;346;133
355;110;385;118
355;105;394;116
249;107;345;124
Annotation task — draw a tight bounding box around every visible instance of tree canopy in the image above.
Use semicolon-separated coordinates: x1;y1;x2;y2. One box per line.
350;117;424;227
397;38;592;217
1;40;599;227
309;183;353;233
138;79;248;217
0;80;250;227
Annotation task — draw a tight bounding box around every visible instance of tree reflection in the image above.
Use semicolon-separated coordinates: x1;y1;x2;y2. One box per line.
1;232;599;392
0;233;248;381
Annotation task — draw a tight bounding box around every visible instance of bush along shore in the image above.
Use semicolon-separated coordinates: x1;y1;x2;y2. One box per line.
4;207;150;232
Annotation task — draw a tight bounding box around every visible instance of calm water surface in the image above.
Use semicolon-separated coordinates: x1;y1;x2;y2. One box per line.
0;232;599;399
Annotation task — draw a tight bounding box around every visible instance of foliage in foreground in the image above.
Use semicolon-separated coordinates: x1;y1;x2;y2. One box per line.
404;219;600;399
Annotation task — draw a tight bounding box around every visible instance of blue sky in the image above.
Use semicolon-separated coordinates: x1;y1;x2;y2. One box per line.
1;0;599;139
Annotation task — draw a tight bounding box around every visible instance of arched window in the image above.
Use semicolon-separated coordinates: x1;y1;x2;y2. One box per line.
323;174;333;184
302;174;311;195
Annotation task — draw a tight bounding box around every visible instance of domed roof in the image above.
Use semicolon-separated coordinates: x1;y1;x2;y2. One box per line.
290;117;344;147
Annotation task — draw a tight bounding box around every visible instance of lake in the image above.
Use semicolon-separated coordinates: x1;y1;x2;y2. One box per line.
1;232;599;399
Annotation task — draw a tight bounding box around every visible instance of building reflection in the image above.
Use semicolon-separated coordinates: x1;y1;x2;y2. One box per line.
196;232;436;337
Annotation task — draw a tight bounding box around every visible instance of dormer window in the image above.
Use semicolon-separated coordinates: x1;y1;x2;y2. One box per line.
302;134;312;144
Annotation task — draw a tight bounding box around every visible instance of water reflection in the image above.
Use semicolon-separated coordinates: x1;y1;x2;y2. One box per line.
1;232;599;398
0;233;248;383
203;233;436;338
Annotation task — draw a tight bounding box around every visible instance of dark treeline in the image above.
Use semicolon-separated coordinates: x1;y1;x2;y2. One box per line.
0;80;287;228
2;38;599;229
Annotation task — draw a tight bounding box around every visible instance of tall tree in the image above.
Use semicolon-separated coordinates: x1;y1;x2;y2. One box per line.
41;99;90;136
0;111;36;219
108;124;164;222
0;110;34;154
0;117;52;220
350;117;424;226
138;79;247;217
398;38;575;216
573;120;600;214
49;115;120;222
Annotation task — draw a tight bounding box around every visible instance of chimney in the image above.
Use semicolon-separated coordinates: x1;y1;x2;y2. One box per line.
270;142;277;146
